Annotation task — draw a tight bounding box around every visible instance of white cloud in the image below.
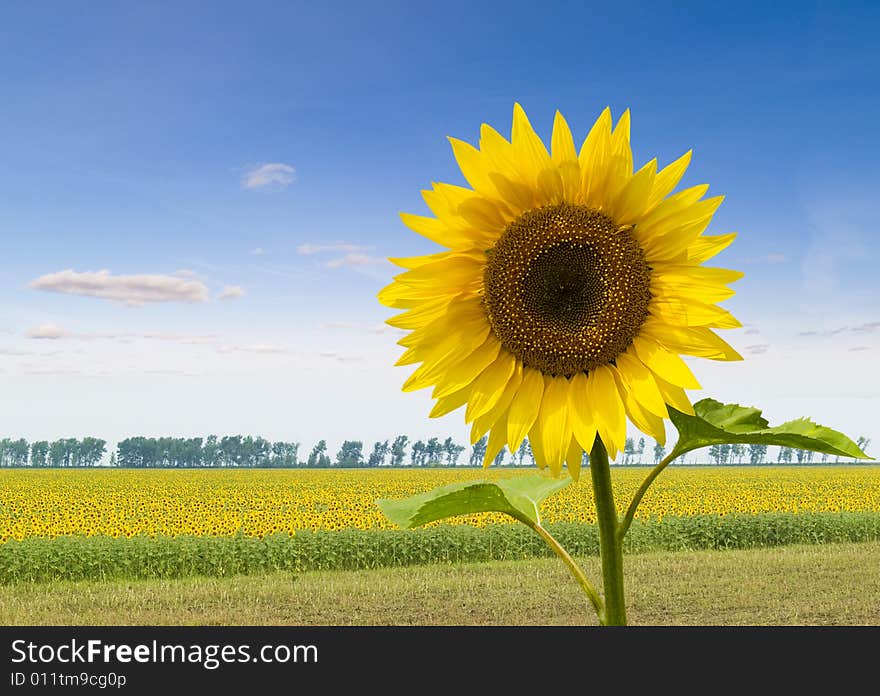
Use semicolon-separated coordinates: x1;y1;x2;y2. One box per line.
217;344;293;355
325;253;389;269
297;242;368;256
29;270;209;307
250;247;264;256
745;344;770;355
241;163;296;190
26;323;69;339
217;285;245;301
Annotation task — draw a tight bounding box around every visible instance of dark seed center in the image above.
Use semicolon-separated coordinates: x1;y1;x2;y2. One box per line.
482;203;652;377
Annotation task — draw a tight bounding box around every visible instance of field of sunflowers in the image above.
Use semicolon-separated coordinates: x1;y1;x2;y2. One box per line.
2;466;879;542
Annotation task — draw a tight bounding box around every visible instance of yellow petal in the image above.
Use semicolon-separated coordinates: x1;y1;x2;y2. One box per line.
644;150;692;213
565;437;584;481
610;366;666;444
687;232;737;264
511;103;552;185
483;410;510;467
642;321;743;361
611;158;657;225
586;365;626;459
429;384;472;418
399;212;480;249
402;327;491;392
601;110;633;206
470;362;524;441
550;110;577;164
630;334;702;389
637;196;725;246
528;416;547;471
635;184;710;235
653;375;695;416
431;332;502;397
464;351;518;423
648;297;742;330
614;351;668;418
394;253;484;288
567;372;598;452
579;107;612;206
536;375;571;476
386;297;453;330
506;367;545;451
448;137;499;200
377;281;423;309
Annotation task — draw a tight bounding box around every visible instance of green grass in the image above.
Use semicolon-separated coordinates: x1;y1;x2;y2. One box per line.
2;541;879;625
3;512;880;584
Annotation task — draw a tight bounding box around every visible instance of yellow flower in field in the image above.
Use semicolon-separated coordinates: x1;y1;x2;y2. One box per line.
379;105;743;477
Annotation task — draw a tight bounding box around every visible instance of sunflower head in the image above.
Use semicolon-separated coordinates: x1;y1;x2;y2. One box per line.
379;104;743;478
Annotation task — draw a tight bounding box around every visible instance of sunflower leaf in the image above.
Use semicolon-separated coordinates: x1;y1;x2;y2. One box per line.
669;398;870;459
377;476;571;529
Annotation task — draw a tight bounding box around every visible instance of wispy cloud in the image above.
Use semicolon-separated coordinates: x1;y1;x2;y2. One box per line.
324;253;389;269
24;326;219;344
241;163;296;190
217;343;294;355
849;346;872;352
745;344;770;355
799;321;880;337
319;351;364;363
26;323;69;339
217;285;245;301
29;270;209;307
250;247;264;256
296;242;368;256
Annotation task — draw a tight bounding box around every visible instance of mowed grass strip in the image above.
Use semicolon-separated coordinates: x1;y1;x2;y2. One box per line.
2;542;879;626
3;512;880;584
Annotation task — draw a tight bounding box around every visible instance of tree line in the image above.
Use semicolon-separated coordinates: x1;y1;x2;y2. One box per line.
0;435;871;468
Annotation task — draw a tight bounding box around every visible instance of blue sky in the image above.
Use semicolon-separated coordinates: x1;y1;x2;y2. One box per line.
0;1;878;459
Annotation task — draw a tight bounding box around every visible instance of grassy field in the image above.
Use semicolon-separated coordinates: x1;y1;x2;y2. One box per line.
2;541;878;625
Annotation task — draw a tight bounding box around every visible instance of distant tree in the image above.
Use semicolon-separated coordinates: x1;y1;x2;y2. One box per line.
410;440;425;467
78;437;106;467
748;444;767;465
30;440;49;468
856;437;871;462
516;438;532;467
336;440;364;467
368;440;389;467
652;441;665;465
442;437;465;467
108;451;117;468
493;447;507;467
470;436;488;467
307;440;330;468
821;452;829;463
795;448;805;464
623;438;635;466
390;435;409;467
637;437;645;465
778;446;793;464
203;435;221;467
731;443;745;465
424;437;442;466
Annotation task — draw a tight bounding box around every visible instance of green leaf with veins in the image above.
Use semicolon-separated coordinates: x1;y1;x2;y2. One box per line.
377;476;571;529
669;398;870;459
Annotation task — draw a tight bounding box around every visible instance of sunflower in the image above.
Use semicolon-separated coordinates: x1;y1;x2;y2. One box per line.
379;104;742;478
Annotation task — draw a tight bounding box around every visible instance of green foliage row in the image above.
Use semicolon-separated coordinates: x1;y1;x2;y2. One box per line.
3;512;880;584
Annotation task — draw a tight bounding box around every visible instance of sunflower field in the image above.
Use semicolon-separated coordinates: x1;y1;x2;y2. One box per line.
1;467;879;583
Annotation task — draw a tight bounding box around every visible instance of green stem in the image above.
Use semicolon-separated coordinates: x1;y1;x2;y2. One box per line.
617;447;683;542
530;521;604;620
589;436;627;626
